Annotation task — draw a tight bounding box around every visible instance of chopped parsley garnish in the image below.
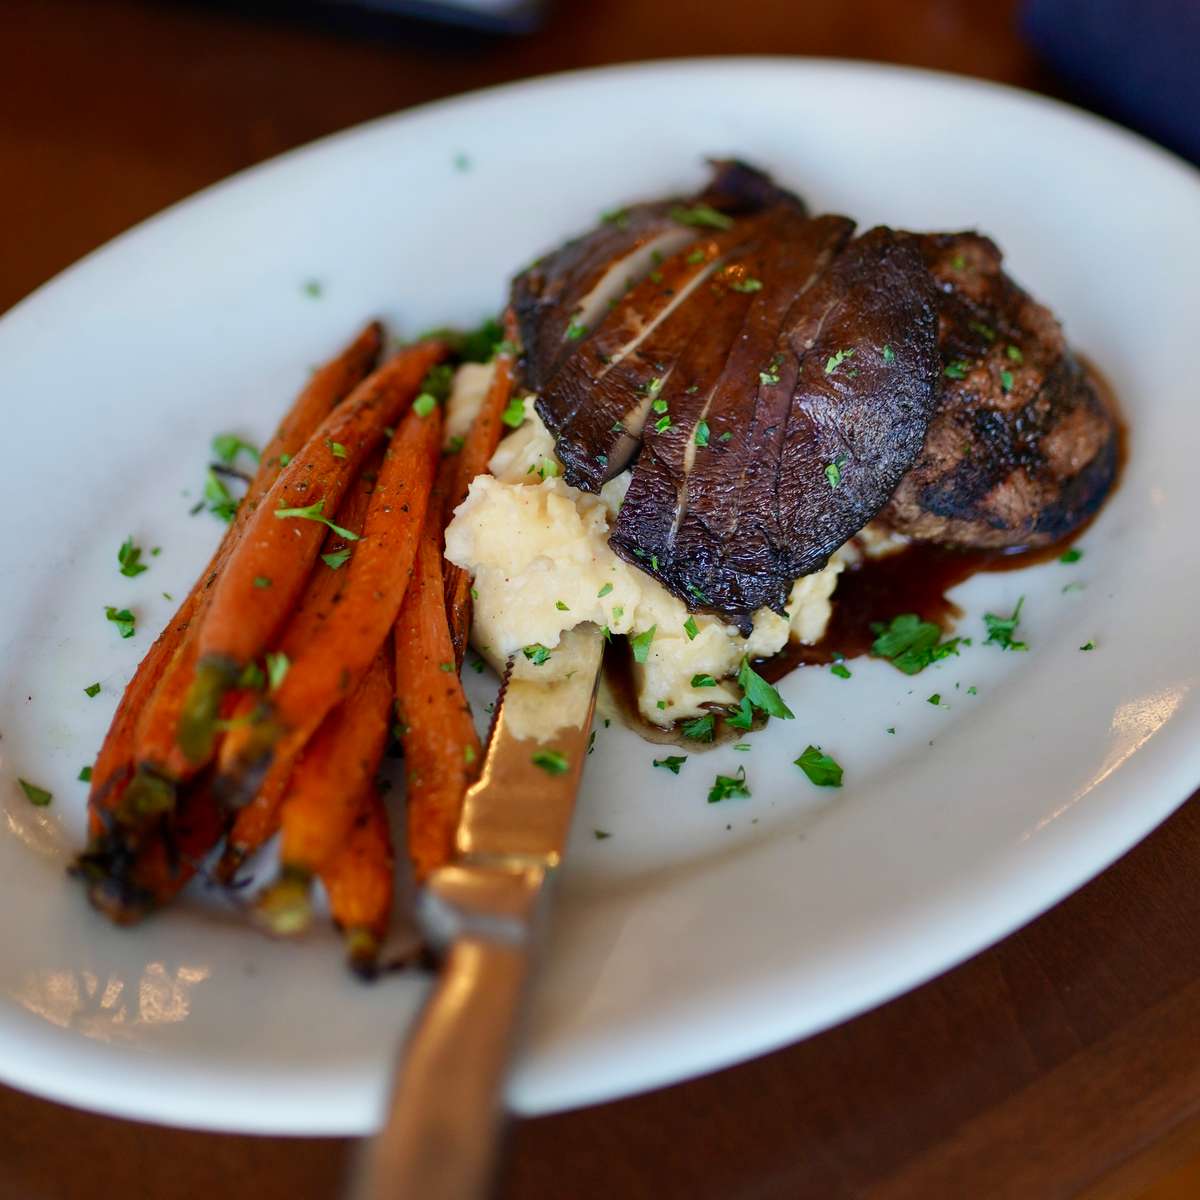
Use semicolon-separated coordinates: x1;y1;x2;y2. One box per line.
967;686;978;695
648;270;663;285
470;586;480;600
468;655;486;674
730;276;763;293
824;347;855;375
612;606;625;624
707;766;750;804
436;661;454;673
117;536;149;578
759;355;783;386
718;431;733;443
683;616;699;641
453;151;471;171
532;749;569;775
870;613;966;674
565;317;586;340
928;692;942;706
279;453;291;467
950;253;967;270
522;643;552;666
968;319;996;342
327;439;347;458
630;626;656;663
882;343;895;364
681;714;715;742
653;755;688;775
445;435;465;455
944;360;969;380
651;396;669;414
831;663;851;680
266;651;290;691
690;673;717;688
212;432;260;465
501;395;527;428
104;606;136;639
727;696;755;730
303;279;323;298
644;376;664;399
824;453;848;490
1080;640;1096;651
686;248;707;264
204;469;238;523
1062;581;1085;594
983;597;1028;651
737;656;794;719
601;207;630;229
1000;369;1015;393
1006;344;1024;363
594;829;612;840
694;420;710;447
1060;547;1083;564
670;203;734;231
18;779;52;807
536;458;558;480
412;393;437;418
84;682;101;698
654;414;672;434
273;499;360;541
733;742;751;752
555;600;570;611
322;548;352;570
794;745;843;788
78;766;93;782
239;661;266;691
253;575;272;588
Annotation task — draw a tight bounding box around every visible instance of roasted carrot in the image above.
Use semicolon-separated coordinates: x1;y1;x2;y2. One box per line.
395;503;483;881
442;350;514;665
215;754;290;884
215;401;442;807
178;340;445;768
108;322;383;827
252;647;393;936
319;786;395;977
77;777;225;925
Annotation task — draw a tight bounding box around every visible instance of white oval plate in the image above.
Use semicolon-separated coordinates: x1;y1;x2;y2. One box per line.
2;58;1199;1134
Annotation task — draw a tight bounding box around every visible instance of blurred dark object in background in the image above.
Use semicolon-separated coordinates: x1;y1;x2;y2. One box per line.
198;0;546;34
1023;0;1200;165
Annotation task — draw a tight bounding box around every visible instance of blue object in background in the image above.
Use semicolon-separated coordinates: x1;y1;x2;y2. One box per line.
1023;0;1200;165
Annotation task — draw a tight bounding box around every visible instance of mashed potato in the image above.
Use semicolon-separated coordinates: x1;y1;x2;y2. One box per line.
443;376;847;727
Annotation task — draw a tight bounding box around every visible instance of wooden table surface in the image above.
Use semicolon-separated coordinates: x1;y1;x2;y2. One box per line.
4;1;1200;1197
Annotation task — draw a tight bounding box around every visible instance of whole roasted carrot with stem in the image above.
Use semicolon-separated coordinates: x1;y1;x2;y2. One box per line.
177;340;445;769
252;646;393;936
92;321;382;834
319;786;395;977
442;350;514;665
395;502;483;882
214;400;442;808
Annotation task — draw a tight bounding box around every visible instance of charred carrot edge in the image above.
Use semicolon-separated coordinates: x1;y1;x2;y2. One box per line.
179;340;445;769
320;786;394;977
215;755;291;884
442;352;514;666
396;504;483;882
215;401;442;807
251;647;393;936
76;776;225;925
109;322;383;826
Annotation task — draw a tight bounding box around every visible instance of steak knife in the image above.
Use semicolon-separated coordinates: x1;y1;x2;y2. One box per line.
348;623;605;1200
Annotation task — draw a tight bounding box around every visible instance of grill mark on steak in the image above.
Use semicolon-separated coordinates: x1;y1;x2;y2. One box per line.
883;232;1119;548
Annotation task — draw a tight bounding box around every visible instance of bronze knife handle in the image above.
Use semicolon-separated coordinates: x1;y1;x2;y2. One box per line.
347;863;547;1200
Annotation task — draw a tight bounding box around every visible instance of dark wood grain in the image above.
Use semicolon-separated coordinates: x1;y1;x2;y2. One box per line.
1;1;1197;1198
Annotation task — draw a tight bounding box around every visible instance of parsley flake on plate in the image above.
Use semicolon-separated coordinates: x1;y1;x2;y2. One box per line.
212;432;261;465
104;606;136;639
824;347;855;375
681;714;715;743
653;755;688;775
727;696;755;731
707;766;750;804
794;746;843;788
78;766;93;782
597;583;614;599
84;682;101;698
870;613;965;675
18;779;52;807
203;469;238;523
824;453;848;490
522;643;552;666
983;597;1029;651
117;536;149;578
670;203;733;230
1060;547;1083;564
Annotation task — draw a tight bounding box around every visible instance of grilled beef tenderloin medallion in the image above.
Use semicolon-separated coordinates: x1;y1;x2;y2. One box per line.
882;233;1118;549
